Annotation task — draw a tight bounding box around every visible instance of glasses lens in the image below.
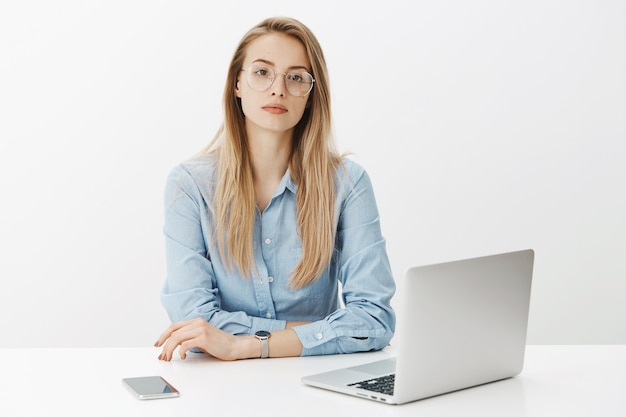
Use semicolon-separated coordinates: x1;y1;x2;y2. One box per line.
246;65;274;92
285;71;314;97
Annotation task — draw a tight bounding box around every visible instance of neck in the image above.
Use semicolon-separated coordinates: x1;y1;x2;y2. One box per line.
246;129;292;211
247;130;292;181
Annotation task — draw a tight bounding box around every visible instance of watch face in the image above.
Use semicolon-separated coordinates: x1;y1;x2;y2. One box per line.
255;330;270;338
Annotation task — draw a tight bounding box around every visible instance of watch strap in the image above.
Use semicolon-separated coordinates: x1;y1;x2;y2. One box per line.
255;331;270;359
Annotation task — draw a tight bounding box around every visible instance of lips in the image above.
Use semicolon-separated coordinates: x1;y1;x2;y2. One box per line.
262;103;288;114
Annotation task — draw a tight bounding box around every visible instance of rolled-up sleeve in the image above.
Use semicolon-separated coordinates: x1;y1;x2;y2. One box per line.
293;164;396;356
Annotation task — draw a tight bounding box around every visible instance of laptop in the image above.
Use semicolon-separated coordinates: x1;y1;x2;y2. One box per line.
301;249;534;405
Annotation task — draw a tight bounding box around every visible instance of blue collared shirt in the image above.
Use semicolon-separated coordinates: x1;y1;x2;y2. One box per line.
160;156;396;356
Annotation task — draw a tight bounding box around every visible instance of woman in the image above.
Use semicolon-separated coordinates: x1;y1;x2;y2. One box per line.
155;17;395;361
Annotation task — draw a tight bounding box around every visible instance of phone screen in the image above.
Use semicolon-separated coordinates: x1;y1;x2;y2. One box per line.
122;376;180;400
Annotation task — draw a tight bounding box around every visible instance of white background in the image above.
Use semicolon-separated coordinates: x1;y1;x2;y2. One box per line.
1;0;624;348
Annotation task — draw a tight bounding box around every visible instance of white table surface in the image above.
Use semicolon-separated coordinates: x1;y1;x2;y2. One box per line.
1;345;624;416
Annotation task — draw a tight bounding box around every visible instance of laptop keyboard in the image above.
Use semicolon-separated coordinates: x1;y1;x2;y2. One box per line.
347;374;395;396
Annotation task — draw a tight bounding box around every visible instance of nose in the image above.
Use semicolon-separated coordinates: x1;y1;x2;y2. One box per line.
270;72;288;97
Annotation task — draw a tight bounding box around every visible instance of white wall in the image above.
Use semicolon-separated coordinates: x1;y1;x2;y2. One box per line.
1;0;624;348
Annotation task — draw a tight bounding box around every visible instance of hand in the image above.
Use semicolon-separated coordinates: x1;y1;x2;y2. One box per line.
154;318;256;361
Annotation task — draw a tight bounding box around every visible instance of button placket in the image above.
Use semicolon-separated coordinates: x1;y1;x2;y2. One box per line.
252;213;275;320
256;201;279;322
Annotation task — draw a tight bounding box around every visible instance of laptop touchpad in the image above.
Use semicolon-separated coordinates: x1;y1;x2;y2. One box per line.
348;358;397;375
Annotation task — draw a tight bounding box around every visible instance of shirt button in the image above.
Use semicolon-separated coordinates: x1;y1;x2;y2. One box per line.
266;312;272;319
316;333;323;340
264;238;272;245
267;277;274;283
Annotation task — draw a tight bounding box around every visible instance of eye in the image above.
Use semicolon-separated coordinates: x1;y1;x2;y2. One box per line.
252;66;272;78
287;73;305;83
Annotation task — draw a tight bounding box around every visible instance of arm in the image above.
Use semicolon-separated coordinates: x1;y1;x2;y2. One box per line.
291;163;396;356
154;318;305;361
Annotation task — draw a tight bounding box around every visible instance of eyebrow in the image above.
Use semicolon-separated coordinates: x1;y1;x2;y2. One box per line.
250;58;310;72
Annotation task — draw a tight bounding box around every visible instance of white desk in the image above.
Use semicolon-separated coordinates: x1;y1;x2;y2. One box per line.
1;345;624;416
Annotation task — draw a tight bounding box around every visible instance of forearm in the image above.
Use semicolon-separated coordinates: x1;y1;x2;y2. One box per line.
292;304;395;356
268;328;304;357
157;318;304;361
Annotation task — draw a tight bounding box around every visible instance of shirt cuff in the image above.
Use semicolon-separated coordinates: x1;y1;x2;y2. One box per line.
292;321;338;356
248;316;287;335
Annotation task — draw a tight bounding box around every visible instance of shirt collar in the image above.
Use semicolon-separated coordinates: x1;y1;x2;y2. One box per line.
274;168;298;197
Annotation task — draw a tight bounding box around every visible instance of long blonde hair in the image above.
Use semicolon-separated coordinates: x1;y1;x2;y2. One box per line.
202;17;341;289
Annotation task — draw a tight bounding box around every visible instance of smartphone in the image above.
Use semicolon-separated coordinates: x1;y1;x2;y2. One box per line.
122;376;180;400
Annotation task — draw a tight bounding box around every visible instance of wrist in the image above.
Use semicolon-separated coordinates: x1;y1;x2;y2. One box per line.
236;335;262;360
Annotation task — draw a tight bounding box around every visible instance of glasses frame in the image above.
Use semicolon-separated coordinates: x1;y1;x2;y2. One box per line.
240;66;315;97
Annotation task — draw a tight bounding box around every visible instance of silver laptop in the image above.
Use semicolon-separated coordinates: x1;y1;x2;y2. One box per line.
302;249;534;405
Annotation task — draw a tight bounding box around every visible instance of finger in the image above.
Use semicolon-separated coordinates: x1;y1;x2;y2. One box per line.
178;337;210;360
154;321;185;347
159;326;200;361
154;319;193;347
157;318;210;360
179;342;191;360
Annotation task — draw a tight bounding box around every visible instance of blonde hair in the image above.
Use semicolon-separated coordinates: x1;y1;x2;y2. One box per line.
202;17;341;289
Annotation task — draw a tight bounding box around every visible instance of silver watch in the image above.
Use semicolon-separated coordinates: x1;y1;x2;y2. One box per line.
254;330;271;358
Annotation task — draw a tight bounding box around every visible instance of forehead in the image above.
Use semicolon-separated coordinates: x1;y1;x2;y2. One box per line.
244;33;310;69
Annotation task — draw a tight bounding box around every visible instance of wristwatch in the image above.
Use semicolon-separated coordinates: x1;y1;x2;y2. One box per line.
254;330;271;359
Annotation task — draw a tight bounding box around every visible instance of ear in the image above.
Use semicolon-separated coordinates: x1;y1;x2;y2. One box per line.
235;81;241;98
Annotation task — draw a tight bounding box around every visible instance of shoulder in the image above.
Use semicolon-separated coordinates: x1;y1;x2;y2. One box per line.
333;157;381;219
333;157;378;208
335;156;371;189
164;155;219;204
167;156;218;187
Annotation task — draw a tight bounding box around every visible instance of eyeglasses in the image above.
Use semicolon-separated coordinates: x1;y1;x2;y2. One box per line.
240;64;315;97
